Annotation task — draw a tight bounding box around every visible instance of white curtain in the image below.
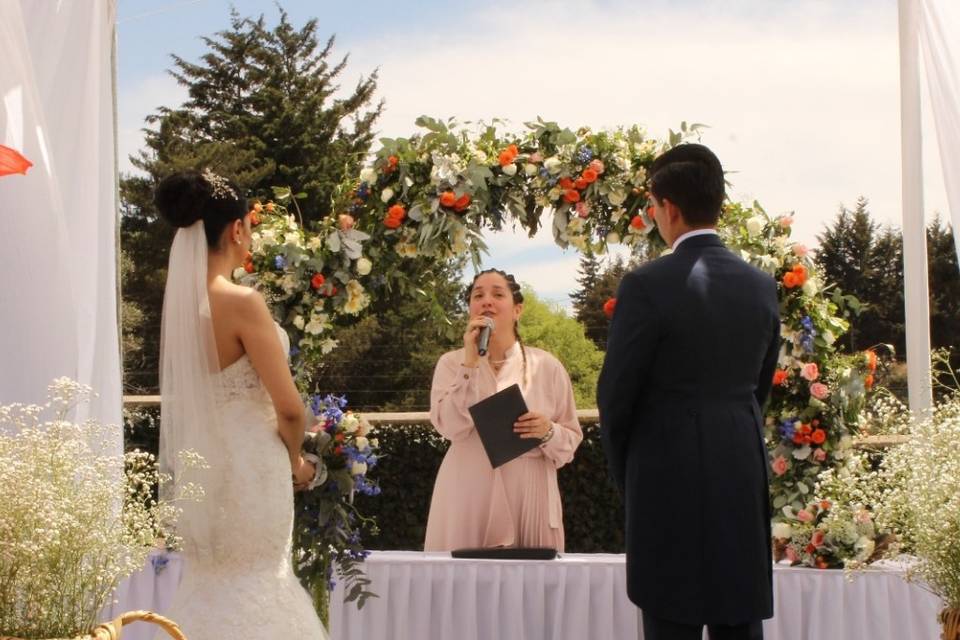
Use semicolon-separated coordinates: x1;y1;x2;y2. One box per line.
920;0;960;265
0;1;121;450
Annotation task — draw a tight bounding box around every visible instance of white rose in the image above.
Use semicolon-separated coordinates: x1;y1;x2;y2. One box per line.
606;232;621;244
855;536;875;560
369;438;379;449
524;163;539;177
350;461;368;476
501;163;517;176
320;338;338;354
232;267;246;281
802;278;818;297
360;167;376;184
293;315;305;330
544;157;562;175
380;187;394;203
356;257;372;276
355;436;369;450
607;190;627;206
341;412;360;434
304;319;324;335
307;236;323;251
772;522;793;540
745;216;765;236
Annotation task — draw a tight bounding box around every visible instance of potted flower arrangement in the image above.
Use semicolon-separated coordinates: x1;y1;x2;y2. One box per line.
0;379;193;639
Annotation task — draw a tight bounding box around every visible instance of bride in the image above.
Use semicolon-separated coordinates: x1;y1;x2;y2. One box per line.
155;169;327;639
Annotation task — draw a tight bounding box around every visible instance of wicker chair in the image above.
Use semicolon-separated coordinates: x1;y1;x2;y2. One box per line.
1;610;185;640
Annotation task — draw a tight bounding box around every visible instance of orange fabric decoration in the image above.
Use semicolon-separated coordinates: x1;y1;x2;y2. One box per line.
0;145;32;177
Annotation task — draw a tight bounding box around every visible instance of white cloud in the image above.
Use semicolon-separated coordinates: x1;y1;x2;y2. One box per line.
117;73;186;175
339;1;948;251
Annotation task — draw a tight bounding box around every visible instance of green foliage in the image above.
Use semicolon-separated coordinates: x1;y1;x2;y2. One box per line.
518;288;604;409
816;201;960;382
570;252;635;350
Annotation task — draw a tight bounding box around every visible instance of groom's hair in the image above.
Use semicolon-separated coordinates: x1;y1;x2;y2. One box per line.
648;143;725;226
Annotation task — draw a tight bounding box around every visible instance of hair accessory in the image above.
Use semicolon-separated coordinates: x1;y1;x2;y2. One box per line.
201;168;237;201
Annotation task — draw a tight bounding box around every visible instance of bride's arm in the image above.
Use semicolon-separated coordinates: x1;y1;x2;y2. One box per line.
236;289;306;473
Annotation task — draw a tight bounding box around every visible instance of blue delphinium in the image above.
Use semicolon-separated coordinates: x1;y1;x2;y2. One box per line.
274;255;287;270
577;146;594;164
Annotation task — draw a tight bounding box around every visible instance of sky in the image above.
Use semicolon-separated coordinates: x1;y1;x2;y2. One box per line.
115;0;951;310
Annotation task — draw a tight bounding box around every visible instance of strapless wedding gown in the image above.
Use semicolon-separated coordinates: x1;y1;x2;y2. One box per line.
162;325;328;639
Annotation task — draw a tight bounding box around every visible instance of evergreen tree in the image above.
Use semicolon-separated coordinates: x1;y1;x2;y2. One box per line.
120;7;382;393
571;253;631;349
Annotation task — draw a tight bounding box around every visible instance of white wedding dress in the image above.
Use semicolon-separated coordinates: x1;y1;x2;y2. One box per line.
162;324;329;639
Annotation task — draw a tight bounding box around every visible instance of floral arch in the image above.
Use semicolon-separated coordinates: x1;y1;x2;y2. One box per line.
243;116;879;585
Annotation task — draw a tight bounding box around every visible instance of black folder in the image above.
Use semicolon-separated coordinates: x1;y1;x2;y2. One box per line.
451;546;558;560
468;383;538;468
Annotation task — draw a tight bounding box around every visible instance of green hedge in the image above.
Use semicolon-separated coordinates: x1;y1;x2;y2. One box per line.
125;410;626;553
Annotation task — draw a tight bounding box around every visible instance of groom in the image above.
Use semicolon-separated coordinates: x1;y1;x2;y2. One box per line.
597;144;779;640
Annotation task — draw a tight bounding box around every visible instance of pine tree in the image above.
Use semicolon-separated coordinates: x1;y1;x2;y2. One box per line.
571;253;631;349
120;7;382;393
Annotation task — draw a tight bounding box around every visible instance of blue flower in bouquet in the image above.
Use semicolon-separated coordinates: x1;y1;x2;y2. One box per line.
274;255;287;270
577;146;594;163
799;316;817;354
778;418;797;441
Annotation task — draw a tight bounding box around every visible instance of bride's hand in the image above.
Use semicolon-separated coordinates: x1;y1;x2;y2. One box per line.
292;457;316;489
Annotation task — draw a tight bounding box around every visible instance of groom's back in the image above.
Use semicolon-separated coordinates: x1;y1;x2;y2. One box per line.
635;238;778;403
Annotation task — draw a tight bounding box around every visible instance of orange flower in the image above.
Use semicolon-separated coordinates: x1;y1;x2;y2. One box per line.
559;177;575;190
453;194;472;211
506;144;518;156
387;155;399;168
383;215;402;229
0;144;33;176
865;349;878;372
248;211;261;226
630;215;646;230
820;500;832;511
864;374;874;390
574;177;589;190
439;191;457;208
815;556;830;570
243;259;255;273
335;433;345;443
582;168;598;183
265;202;275;212
334;445;344;456
792;264;808;285
783;272;799;288
498;150;515;167
252;202;264;213
773;369;789;385
603;297;617;319
811;428;826;444
387;204;406;221
646;206;656;220
311;273;325;289
563;189;580;203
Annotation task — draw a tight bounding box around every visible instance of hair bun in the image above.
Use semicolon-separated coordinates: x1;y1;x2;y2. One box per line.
154;172;212;228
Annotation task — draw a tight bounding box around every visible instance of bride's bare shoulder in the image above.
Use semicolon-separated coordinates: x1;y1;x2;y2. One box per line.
210;279;269;319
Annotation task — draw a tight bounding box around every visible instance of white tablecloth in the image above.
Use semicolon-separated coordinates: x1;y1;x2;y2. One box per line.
107;551;944;640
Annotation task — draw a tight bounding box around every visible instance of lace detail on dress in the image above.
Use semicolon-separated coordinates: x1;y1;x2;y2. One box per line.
216;323;291;404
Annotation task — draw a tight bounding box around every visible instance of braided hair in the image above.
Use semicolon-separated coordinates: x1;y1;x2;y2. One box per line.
464;268;528;387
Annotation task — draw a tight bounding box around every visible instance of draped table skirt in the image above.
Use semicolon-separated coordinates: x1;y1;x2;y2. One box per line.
108;550;944;640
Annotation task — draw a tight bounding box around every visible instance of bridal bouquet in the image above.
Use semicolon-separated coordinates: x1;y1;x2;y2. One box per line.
293;394;380;622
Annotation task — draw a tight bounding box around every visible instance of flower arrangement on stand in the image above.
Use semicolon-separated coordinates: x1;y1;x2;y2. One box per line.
0;379;195;639
292;394;380;626
813;353;960;637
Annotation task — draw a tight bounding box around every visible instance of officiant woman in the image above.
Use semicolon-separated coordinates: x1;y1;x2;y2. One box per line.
424;269;582;552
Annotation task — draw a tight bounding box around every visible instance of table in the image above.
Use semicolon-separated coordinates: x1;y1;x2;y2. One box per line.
107;551;945;640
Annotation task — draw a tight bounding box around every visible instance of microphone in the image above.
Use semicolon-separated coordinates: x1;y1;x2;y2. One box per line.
477;317;495;357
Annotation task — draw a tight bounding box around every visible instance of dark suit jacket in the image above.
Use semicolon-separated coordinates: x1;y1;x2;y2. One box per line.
597;233;780;626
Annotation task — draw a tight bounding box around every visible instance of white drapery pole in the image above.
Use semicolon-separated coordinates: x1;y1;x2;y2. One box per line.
898;0;933;414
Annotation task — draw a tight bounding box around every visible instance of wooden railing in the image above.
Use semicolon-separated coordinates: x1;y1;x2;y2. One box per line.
123;396;908;447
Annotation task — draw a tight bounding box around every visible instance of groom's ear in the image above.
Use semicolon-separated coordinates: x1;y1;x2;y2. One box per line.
663;198;683;225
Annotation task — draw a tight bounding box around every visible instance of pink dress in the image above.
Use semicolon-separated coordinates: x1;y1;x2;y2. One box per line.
424;343;583;552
